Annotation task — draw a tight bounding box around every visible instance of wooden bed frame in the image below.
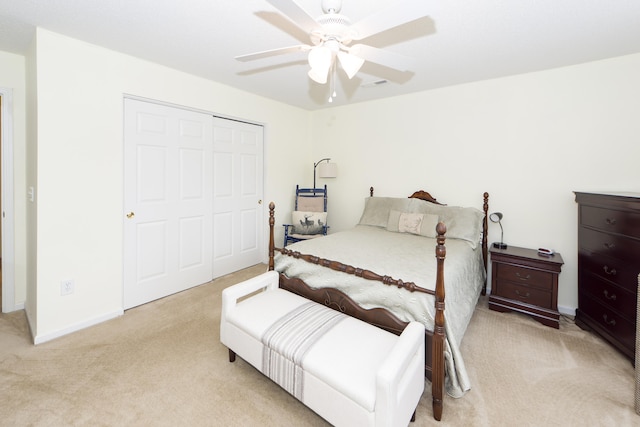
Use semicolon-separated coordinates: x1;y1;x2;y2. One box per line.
267;188;489;421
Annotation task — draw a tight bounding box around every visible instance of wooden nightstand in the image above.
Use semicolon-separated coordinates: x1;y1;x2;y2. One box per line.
489;246;564;328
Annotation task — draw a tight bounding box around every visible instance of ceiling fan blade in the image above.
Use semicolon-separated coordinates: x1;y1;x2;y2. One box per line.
266;0;324;34
235;45;311;62
349;44;414;72
350;0;431;41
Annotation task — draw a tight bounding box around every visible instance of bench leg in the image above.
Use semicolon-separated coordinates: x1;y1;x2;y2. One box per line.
411;409;416;422
228;349;236;363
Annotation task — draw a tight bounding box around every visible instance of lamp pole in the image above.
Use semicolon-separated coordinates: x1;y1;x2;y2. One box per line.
313;158;331;193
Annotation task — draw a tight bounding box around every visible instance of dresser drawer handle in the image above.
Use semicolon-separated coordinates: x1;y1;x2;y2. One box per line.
515;272;531;281
605;218;617;226
602;314;616;327
515;290;530;299
603;242;616;250
603;290;617;301
603;265;617;276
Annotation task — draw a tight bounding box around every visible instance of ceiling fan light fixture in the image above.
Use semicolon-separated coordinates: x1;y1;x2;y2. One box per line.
308;45;334;84
308;46;332;69
308;67;328;84
337;51;364;79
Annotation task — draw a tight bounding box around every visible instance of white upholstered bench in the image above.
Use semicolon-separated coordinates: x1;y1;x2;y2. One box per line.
220;271;425;427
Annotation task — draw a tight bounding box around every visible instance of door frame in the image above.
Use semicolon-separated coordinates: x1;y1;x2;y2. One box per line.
1;87;16;313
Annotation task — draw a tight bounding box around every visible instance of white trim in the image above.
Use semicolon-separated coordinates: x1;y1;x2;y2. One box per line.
558;305;576;318
0;87;16;313
33;309;124;345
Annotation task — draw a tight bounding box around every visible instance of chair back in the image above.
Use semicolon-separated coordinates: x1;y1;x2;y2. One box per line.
295;185;327;213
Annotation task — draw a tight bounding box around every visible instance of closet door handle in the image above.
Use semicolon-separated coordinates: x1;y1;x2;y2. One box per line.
126;212;135;219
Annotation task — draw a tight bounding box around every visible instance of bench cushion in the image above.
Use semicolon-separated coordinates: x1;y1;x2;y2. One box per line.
303;316;399;412
226;288;309;339
225;287;400;412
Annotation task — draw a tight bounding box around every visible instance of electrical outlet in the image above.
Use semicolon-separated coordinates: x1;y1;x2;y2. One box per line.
60;279;75;296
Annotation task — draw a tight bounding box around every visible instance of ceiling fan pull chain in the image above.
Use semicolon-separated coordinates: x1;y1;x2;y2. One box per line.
328;61;337;102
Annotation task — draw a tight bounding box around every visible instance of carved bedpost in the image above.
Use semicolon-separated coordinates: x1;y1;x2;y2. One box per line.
482;192;489;295
433;222;446;421
268;202;275;271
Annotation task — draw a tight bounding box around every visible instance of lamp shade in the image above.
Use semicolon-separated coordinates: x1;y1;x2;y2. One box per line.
308;46;332;84
337;51;364;79
318;162;337;178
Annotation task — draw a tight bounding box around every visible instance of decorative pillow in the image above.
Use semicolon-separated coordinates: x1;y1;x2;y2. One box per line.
399;212;423;234
291;211;327;235
387;210;439;237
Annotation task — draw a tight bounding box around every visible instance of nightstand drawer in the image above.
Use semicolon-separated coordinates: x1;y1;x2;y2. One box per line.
495;263;553;291
580;205;640;238
498;281;552;309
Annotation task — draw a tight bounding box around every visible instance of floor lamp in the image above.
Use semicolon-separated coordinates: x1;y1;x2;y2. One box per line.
313;158;337;193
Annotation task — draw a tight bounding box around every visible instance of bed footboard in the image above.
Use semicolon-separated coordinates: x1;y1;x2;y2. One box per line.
267;202;446;421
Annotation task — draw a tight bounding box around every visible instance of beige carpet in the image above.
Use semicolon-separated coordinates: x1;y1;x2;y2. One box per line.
0;264;637;426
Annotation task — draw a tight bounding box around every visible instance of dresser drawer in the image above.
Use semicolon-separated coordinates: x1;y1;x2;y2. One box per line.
579;295;636;352
497;281;552;309
579;251;639;293
495;263;553;291
579;227;640;264
579;274;636;322
580;205;640;238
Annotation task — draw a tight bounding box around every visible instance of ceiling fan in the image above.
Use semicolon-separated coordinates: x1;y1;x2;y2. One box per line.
236;0;431;101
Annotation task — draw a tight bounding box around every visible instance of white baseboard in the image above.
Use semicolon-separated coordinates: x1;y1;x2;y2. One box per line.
33;309;124;345
558;305;576;318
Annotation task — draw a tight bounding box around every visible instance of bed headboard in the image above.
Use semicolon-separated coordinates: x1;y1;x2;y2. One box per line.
409;190;445;205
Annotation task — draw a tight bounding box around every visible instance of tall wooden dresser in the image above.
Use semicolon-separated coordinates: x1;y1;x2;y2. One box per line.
574;192;640;361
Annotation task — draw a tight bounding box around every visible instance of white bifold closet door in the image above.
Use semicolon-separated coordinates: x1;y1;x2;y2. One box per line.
123;99;263;309
211;117;264;278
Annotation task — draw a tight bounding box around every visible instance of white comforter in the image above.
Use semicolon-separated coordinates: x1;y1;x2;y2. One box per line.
274;224;485;398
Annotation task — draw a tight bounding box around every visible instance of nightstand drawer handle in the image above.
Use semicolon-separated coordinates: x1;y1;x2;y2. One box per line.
515;290;530;299
602;314;616;327
603;290;617;301
603;242;616;250
515;272;531;281
605;218;617;225
603;265;617;276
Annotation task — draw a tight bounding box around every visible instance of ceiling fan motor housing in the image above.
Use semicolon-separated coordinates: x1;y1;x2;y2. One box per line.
312;13;354;46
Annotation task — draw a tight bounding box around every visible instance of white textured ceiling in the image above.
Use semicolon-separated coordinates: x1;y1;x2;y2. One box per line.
1;0;640;110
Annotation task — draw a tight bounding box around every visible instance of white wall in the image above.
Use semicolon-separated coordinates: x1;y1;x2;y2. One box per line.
310;53;640;314
14;27;640;339
30;29;310;342
0;51;28;311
